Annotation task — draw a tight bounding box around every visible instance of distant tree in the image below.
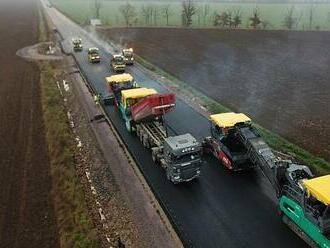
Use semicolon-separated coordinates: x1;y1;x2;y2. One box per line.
283;6;296;30
181;0;196;27
203;4;210;26
261;20;271;29
220;12;230;27
197;6;202;26
141;5;153;26
120;3;137;27
162;4;172;26
232;8;242;28
308;5;315;30
153;5;160;26
250;7;261;29
214;11;233;28
93;0;102;19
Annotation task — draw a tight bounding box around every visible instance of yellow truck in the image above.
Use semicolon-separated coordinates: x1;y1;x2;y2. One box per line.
88;47;100;63
111;54;126;73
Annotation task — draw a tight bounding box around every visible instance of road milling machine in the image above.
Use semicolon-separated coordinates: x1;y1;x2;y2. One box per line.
203;112;330;247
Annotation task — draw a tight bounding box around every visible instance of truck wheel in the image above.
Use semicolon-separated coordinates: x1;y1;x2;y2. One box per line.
125;121;132;132
143;138;150;149
166;169;171;181
152;151;157;163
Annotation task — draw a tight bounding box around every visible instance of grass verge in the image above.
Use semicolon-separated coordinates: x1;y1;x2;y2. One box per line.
39;5;100;248
135;54;330;175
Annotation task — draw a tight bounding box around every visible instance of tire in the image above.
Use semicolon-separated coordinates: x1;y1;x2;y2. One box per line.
166;169;171;181
152;151;157;163
143;138;150;149
125;121;132;132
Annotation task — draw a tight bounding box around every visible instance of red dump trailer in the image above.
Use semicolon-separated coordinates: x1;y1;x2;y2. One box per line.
132;93;175;123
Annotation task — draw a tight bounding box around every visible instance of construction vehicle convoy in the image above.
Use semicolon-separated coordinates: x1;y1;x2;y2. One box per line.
72;38;82;52
105;75;202;183
111;54;126;73
122;48;134;65
86;44;329;245
88;47;100;63
203;112;330;247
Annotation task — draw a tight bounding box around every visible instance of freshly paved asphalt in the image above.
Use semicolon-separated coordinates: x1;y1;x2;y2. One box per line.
43;2;307;247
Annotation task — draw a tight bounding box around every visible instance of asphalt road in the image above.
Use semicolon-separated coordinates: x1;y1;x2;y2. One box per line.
43;2;307;247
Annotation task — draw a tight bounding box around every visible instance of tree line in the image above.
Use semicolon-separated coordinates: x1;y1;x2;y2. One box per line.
93;0;322;30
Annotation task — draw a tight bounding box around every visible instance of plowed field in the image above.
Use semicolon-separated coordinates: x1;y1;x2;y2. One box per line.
0;1;59;247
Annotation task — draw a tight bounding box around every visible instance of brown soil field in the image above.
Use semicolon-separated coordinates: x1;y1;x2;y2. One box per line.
0;1;59;247
99;28;330;162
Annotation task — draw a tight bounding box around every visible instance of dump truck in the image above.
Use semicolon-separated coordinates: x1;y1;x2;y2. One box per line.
88;47;100;63
72;38;82;52
111;54;126;73
105;73;137;105
204;112;330;247
116;87;202;183
122;48;134;65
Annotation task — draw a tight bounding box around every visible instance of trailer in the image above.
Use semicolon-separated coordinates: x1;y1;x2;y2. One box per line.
117;87;202;183
203;112;330;247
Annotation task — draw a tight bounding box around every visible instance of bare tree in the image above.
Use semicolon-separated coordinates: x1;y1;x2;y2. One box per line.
250;7;261;29
283;6;296;30
120;3;137;27
162;4;172;26
308;5;315;30
181;0;196;27
203;4;210;26
153;5;160;26
141;5;153;26
197;6;202;26
93;0;102;19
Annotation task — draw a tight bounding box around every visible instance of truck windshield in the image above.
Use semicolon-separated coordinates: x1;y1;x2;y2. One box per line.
114;57;124;64
174;152;200;163
124;52;132;57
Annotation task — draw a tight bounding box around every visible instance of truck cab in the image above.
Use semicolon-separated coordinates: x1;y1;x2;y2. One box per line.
105;73;137;105
280;175;330;247
160;134;202;183
88;47;100;63
111;54;126;73
122;48;134;65
72;38;82;52
203;112;254;171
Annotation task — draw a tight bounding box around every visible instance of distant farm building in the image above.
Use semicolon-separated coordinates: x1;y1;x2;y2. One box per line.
90;18;102;26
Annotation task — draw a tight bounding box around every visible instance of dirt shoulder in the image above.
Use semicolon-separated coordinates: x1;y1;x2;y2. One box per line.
0;1;59;247
99;28;330;163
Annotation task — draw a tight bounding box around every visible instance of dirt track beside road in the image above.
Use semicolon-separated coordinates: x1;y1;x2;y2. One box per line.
100;28;330;162
0;1;59;247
